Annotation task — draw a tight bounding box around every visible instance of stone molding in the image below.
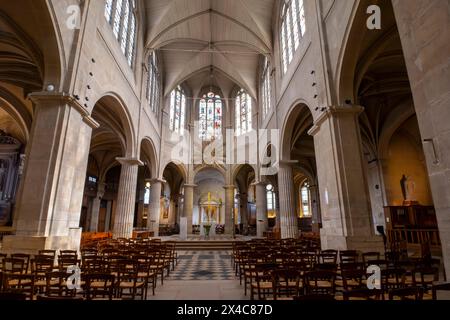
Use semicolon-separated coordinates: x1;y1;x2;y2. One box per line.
115;157;144;166
308;105;364;136
28;91;100;129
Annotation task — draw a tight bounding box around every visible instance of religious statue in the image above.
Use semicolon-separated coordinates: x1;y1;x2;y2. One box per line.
400;174;417;205
203;192;213;237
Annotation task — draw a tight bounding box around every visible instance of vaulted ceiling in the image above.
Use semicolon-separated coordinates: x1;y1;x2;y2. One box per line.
143;0;277;98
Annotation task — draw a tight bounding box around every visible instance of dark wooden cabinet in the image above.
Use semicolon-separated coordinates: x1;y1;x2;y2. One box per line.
384;205;440;247
384;205;437;229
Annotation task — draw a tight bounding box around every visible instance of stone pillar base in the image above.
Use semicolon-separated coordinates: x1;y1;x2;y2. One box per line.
321;232;385;255
1;228;82;255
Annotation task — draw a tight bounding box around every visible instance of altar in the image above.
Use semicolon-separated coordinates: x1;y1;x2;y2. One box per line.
199;192;222;237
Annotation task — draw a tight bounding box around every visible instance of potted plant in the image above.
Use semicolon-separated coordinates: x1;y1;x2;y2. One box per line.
203;224;212;237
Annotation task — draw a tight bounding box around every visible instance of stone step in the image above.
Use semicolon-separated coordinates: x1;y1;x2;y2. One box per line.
174;240;235;251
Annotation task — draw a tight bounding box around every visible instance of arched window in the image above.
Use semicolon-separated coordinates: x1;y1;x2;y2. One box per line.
300;182;311;217
144;181;151;205
261;57;272;118
199;92;223;140
280;0;306;74
105;0;137;67
146;52;160;115
266;184;277;211
235;89;253;136
169;86;186;135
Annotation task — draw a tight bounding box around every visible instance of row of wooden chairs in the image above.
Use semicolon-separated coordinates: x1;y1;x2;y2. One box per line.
233;239;447;301
0;239;179;300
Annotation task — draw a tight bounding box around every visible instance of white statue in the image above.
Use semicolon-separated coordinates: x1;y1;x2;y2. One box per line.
401;174;416;202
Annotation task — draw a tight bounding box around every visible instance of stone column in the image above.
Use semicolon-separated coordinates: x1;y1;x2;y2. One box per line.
147;179;163;237
274;185;281;232
277;162;299;239
224;185;235;235
392;0;450;278
105;201;112;232
254;182;268;238
309;184;321;233
239;193;249;233
112;158;142;239
2;92;98;254
183;184;196;234
89;182;106;232
308;106;383;252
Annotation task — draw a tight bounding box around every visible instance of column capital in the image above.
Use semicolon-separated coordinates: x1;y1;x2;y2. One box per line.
116;157;144;166
183;183;197;188
97;182;107;196
150;178;166;185
28;91;100;129
223;185;236;190
308;105;364;136
279;160;298;167
251;181;267;187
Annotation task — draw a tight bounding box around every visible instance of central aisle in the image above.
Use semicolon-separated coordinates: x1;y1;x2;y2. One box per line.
147;250;248;300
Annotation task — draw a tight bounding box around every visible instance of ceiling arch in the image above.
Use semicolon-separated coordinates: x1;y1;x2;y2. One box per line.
143;0;276;96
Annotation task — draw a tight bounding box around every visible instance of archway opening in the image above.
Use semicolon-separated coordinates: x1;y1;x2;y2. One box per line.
193;167;226;235
80;96;134;236
233;164;256;236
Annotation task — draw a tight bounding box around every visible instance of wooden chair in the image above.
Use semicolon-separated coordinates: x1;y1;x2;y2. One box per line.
318;250;338;265
58;256;80;272
36;295;84;301
412;267;440;299
45;271;77;298
84;273;115;300
340;269;366;292
2;258;26;275
304;271;337;296
115;259;145;300
2;273;35;300
38;250;56;260
314;263;338;273
149;250;166;286
388;287;424;301
31;257;55;294
250;263;277;300
164;241;178;270
339;250;359;264
11;254;31;274
343;288;383;301
82;258;110;275
362;252;381;268
133;254;157;297
0;253;6;272
271;269;303;300
60;250;78;257
381;268;406;291
365;259;390;271
243;253;264;296
432;283;450;300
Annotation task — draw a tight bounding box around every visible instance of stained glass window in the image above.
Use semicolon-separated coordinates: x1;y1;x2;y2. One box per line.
281;0;306;74
235;89;252;136
146;52;160;115
169;86;186;135
300;182;311;217
261;57;272;118
266;184;276;211
199;92;223;140
104;0;137;67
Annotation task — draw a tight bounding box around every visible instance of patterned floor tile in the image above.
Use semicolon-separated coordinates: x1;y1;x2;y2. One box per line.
169;250;236;281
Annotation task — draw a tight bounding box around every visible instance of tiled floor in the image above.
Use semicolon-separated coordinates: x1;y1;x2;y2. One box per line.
170;251;235;281
147;250;248;300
